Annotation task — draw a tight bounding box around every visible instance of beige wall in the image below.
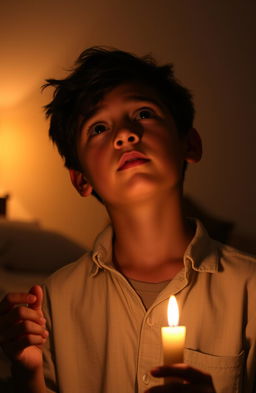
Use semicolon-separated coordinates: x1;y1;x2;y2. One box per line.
0;0;255;251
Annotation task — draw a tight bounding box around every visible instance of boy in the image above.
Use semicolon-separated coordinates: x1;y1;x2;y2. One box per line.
0;47;256;393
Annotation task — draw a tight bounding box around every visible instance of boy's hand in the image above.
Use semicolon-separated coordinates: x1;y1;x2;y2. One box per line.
145;364;215;392
0;285;48;371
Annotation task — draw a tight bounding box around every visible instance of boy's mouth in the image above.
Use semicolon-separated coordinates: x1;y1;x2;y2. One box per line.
117;151;150;171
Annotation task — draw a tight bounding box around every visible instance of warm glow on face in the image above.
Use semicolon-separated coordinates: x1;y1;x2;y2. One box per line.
167;296;179;327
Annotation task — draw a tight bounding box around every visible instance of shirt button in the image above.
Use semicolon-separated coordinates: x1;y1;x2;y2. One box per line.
146;316;153;326
142;373;150;385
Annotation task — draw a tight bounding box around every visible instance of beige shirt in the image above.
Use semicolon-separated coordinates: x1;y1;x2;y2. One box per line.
128;278;170;310
42;220;256;393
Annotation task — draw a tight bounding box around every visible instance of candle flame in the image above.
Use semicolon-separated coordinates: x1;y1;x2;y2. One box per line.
167;296;179;327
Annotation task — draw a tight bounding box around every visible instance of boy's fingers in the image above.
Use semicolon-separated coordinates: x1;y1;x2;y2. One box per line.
151;364;212;385
146;384;212;393
29;285;43;312
0;306;46;336
145;385;189;393
0;293;36;314
17;334;47;350
147;365;215;393
4;320;48;341
3;334;47;358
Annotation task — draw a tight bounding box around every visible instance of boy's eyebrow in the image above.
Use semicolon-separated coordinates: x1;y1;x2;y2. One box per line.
80;94;165;129
101;95;162;114
123;94;163;107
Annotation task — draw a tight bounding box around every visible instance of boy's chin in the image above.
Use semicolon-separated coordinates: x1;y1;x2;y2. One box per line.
105;186;170;207
99;173;182;207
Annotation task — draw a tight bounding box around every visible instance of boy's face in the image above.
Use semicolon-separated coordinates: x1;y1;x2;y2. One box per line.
70;82;201;206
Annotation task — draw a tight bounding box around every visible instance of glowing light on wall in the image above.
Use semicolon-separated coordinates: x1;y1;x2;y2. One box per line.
0;117;34;221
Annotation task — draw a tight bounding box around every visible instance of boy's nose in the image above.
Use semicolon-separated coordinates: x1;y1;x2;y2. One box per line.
113;129;140;149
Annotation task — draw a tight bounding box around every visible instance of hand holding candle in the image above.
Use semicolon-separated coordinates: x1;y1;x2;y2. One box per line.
148;300;214;392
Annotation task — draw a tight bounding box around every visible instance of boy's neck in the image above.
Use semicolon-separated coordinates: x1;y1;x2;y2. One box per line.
107;192;195;283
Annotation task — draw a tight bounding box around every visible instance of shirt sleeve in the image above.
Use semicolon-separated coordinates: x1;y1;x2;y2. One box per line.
243;261;256;393
42;283;58;393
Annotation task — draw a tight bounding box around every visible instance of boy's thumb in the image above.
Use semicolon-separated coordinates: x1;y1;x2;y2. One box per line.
29;285;43;311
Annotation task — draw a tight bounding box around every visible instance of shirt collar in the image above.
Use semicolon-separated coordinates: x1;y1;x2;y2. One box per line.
90;224;114;276
89;219;220;277
184;219;219;273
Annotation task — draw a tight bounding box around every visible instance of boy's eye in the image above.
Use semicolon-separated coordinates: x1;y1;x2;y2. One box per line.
89;123;108;136
135;108;155;120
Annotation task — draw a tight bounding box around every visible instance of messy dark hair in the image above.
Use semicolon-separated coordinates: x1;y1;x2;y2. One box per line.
43;46;195;174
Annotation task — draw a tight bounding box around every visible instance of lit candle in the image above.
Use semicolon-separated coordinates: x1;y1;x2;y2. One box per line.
161;296;186;383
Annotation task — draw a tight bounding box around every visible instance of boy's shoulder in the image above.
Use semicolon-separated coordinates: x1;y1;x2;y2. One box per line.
43;224;113;292
217;240;256;262
187;218;256;276
43;250;93;292
212;237;256;278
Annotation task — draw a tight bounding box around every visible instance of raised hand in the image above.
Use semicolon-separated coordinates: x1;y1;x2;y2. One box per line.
0;285;48;371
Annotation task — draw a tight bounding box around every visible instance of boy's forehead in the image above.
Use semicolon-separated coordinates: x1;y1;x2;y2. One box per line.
86;82;168;118
100;82;165;107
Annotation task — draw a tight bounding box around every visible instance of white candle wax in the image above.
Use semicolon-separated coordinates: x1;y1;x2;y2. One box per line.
161;296;186;383
161;325;186;365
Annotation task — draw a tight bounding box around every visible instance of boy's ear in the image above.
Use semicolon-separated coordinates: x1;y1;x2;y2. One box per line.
69;169;93;197
184;128;202;163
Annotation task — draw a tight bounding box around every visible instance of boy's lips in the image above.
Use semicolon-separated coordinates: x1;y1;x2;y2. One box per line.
117;151;150;171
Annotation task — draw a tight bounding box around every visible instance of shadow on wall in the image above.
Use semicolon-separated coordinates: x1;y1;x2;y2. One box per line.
0;219;86;275
184;196;255;255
